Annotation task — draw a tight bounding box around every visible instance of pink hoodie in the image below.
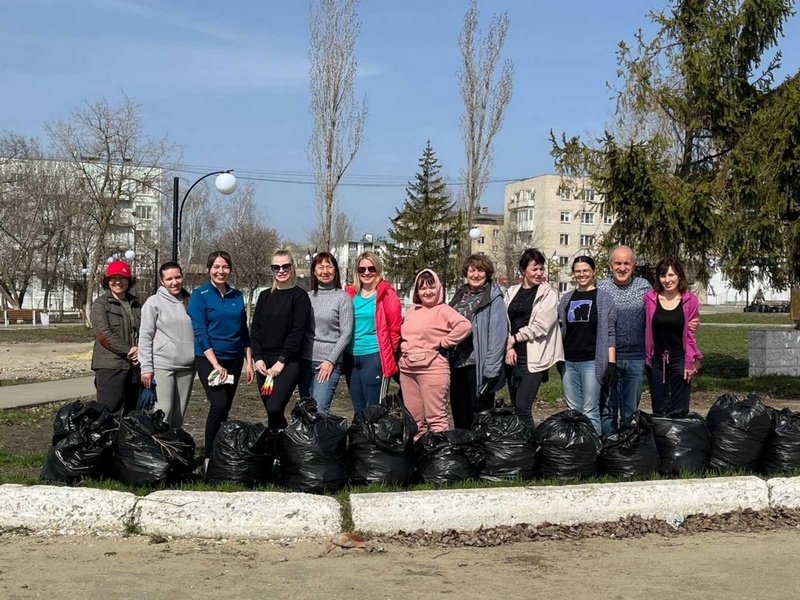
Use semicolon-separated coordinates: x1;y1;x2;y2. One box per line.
400;269;472;364
644;289;703;371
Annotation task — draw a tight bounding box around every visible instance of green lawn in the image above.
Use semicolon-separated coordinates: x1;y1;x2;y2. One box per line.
0;325;93;344
700;312;792;325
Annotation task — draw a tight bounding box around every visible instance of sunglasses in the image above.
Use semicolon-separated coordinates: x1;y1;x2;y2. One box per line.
357;266;377;274
270;263;293;273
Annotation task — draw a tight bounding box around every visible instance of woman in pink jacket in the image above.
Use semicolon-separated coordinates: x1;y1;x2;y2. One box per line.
644;257;703;415
400;269;472;438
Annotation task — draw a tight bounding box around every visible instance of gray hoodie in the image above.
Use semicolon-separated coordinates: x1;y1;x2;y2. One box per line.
138;286;195;372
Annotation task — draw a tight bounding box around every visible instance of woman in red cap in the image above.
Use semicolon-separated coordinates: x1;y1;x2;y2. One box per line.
90;259;142;416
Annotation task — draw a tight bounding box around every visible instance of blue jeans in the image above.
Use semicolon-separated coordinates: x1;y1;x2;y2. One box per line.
298;359;342;415
600;358;645;435
343;352;383;414
560;360;602;435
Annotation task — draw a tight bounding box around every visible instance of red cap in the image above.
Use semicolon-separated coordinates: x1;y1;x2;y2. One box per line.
106;260;131;278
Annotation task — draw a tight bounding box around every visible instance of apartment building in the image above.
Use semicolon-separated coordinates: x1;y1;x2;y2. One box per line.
468;208;505;278
504;174;613;294
332;234;388;286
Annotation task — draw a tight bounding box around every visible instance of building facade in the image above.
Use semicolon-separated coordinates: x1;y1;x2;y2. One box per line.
332;234;388;287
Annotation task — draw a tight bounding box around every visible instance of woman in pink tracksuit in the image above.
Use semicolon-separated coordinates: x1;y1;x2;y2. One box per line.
399;269;472;438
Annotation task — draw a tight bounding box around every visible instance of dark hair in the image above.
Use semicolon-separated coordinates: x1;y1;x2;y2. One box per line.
462;254;495;279
518;248;546;273
159;261;183;278
310;252;341;292
412;270;437;304
101;274;136;290
653;257;689;293
206;250;233;271
572;255;596;272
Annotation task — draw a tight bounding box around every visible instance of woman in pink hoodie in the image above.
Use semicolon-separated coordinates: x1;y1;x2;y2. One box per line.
644;257;703;415
399;269;472;438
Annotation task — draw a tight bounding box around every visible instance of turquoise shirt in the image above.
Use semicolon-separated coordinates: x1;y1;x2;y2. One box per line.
348;293;379;356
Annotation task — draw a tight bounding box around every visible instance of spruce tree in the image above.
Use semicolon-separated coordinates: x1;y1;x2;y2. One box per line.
385;141;464;294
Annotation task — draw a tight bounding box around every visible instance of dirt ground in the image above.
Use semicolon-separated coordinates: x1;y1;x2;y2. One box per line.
0;342;92;383
2;528;800;599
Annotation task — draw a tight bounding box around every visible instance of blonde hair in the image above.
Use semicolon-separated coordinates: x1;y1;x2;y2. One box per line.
271;249;296;290
353;251;384;292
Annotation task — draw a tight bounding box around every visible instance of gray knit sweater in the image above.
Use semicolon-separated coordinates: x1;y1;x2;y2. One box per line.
597;275;651;360
304;284;354;365
138;286;195;372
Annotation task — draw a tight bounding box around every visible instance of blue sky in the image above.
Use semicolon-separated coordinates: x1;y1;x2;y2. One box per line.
2;0;799;243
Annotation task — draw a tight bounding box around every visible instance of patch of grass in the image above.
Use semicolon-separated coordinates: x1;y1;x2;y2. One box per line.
700;312;791;325
0;325;94;344
0;407;54;426
0;450;46;484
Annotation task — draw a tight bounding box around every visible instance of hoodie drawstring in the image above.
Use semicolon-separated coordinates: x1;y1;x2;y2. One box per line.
661;350;669;384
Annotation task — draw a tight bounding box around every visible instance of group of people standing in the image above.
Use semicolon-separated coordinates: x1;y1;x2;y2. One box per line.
89;243;703;472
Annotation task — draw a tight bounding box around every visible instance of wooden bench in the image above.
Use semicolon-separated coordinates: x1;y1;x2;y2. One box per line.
3;309;39;327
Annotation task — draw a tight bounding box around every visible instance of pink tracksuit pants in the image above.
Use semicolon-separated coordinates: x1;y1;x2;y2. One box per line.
399;361;451;439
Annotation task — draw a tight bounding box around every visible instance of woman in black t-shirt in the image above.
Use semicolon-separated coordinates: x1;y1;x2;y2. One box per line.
556;256;617;435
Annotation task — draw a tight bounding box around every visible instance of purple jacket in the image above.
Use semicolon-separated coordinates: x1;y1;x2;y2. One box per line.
644;290;703;371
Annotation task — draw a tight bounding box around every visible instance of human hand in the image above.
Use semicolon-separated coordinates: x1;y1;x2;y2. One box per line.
688;318;700;332
316;360;334;383
214;365;228;383
141;372;153;388
245;361;255;385
268;361;285;378
254;359;268;376
684;368;697;382
605;362;617;386
127;345;139;363
505;348;517;366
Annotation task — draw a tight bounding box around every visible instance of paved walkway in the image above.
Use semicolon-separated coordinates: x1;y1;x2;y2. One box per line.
0;376;94;410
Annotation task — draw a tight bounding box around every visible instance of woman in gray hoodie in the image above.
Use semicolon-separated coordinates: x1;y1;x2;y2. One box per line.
138;262;196;427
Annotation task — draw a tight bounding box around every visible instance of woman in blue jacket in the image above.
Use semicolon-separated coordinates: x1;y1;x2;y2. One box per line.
448;254;507;429
187;251;254;468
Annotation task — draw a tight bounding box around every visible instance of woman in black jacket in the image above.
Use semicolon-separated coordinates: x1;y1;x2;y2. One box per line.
251;250;312;430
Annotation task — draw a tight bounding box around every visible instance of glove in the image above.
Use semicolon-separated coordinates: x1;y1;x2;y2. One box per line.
437;345;452;361
605;362;617;387
137;384;157;411
480;376;499;394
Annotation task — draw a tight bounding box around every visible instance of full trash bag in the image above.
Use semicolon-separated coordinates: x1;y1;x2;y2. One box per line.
600;411;660;478
113;410;195;486
278;398;348;493
471;406;536;480
762;409;800;474
706;393;773;471
651;412;711;475
40;400;117;483
534;410;602;480
206;421;273;486
347;393;417;485
413;429;483;485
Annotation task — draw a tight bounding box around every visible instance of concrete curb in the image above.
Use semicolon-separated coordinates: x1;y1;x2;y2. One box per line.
766;477;800;508
349;476;769;534
135;490;342;540
0;484;138;535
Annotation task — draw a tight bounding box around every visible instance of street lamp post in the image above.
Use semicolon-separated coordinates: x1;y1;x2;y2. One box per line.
172;171;237;262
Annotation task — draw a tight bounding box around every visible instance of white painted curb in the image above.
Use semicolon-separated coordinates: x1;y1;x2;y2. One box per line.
0;484;138;535
350;476;770;534
766;477;800;508
135;490;342;539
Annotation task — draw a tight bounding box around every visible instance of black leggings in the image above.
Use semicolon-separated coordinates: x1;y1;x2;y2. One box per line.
258;359;301;431
450;365;496;429
196;354;244;458
647;353;690;415
506;363;546;428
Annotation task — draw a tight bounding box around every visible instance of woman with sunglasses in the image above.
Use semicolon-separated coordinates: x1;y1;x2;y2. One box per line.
344;251;402;412
188;251;254;468
251;250;311;430
300;252;353;415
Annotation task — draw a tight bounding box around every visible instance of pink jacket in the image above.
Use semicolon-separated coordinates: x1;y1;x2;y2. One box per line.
644;290;703;371
347;279;402;378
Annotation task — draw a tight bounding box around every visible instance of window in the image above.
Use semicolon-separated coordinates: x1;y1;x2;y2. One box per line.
581;188;595;201
559;233;570;245
580;235;595;247
559;282;570;294
492;228;500;237
559;186;570;200
559;256;570;266
476;236;485;245
604;214;613;225
134;205;152;220
581;212;595;224
560;211;571;223
492;244;498;253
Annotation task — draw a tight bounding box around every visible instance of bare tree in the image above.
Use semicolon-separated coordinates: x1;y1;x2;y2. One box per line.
308;0;367;251
46;97;175;326
306;208;355;252
458;0;513;233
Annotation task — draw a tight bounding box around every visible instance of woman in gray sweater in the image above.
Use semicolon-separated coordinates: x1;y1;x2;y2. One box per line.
138;262;196;427
300;252;354;414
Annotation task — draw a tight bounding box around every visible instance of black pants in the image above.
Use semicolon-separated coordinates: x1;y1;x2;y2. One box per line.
258;359;301;431
647;352;690;416
450;365;496;429
94;368;140;417
196;354;244;458
506;363;546;428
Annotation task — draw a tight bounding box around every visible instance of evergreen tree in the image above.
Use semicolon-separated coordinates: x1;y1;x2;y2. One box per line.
385;141;464;294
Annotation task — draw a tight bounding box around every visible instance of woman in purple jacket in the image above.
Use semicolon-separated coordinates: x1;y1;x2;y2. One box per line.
644;257;703;415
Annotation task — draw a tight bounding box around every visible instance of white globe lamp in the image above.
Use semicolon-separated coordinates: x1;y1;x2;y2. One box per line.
124;250;136;261
215;172;238;195
469;227;482;240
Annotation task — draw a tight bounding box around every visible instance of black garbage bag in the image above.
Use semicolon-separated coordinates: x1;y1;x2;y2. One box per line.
601;411;660;478
651;412;711;475
707;393;772;471
40;400;117;483
278;398;348;493
471;406;536;480
534;410;602;480
414;429;482;485
113;410;196;486
347;393;417;485
763;409;800;474
206;421;273;486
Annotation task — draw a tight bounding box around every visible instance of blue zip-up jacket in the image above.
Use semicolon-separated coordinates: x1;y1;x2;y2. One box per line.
187;281;251;359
